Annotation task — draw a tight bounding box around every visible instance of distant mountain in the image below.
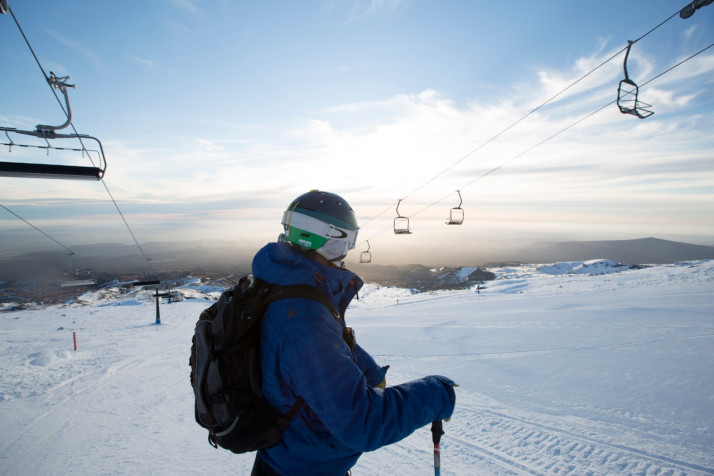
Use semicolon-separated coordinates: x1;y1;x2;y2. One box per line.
2;237;712;299
512;237;714;265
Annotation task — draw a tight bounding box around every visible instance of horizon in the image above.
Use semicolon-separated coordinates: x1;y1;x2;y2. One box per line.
1;1;713;268
2;235;714;283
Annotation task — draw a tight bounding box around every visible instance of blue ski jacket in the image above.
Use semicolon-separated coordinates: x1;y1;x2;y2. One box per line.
252;241;456;476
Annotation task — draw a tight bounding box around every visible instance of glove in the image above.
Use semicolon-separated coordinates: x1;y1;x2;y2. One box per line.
373;365;390;388
426;376;457;421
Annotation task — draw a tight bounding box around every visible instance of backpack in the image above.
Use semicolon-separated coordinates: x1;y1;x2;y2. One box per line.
189;274;339;454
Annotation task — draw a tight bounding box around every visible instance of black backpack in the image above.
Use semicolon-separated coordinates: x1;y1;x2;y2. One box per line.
189;275;339;453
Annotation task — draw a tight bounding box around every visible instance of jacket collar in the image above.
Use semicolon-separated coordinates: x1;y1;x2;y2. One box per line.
252;241;363;315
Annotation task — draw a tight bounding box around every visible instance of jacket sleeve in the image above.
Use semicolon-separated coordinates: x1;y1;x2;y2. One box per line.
353;342;388;387
276;300;455;452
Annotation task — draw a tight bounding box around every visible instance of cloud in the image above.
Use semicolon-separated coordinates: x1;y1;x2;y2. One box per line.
331;0;410;22
43;29;102;69
122;53;155;70
164;18;191;34
3;39;712;259
165;0;200;14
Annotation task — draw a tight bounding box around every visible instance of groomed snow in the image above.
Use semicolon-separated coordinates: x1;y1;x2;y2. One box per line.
1;260;713;475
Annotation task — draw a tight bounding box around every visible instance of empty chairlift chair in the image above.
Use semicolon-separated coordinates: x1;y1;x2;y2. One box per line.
359;240;372;263
393;199;412;234
0;73;107;180
446;190;464;225
59;252;97;287
617;41;654;119
60;268;97;287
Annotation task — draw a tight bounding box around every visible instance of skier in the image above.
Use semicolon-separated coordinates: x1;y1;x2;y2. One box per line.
251;190;456;476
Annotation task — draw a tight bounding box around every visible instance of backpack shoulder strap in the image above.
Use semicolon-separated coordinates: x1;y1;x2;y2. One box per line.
263;284;339;319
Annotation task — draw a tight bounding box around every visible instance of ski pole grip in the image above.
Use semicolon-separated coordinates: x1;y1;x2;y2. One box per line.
431;420;444;444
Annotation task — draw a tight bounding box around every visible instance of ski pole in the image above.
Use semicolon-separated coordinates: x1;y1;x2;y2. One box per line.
431;420;445;476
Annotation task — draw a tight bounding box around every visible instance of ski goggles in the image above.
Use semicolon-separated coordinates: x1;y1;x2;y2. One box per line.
281;210;359;251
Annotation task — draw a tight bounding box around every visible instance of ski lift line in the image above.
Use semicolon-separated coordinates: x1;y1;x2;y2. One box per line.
0;202;76;255
639;41;714;88
7;6;71;127
356;103;615;247
5;6;100;172
4;3;155;273
357;42;712;248
99;180;155;275
360;7;688;229
617;40;713;117
357;47;625;229
399;47;630;206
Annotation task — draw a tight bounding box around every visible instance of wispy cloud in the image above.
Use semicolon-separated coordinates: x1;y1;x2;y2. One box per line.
165;0;200;14
164;18;191;34
331;0;410;22
122;53;155;70
43;29;103;69
4;39;712;252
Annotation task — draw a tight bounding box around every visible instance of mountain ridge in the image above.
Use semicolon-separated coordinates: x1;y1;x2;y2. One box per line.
509;237;714;265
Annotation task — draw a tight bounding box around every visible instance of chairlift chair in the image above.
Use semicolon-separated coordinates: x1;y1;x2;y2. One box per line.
0;73;107;180
617;41;654;119
446;190;464;225
680;0;714;19
60;268;97;287
393;199;412;234
59;251;97;287
359;240;372;263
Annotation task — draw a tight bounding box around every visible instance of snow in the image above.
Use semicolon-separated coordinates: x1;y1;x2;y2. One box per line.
1;260;713;475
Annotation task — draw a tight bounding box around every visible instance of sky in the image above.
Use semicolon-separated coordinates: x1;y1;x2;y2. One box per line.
1;0;713;267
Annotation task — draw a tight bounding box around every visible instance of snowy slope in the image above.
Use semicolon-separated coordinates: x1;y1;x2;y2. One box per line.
1;260;713;475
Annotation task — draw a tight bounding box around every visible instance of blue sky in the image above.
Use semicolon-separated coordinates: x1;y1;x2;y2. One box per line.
1;0;713;266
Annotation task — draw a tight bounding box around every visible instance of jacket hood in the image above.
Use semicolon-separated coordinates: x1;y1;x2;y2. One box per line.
252;241;363;314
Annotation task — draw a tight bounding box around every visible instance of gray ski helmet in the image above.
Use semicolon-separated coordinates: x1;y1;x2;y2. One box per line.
281;190;359;262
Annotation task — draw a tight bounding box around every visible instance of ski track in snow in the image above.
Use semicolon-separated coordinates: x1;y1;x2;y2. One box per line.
448;401;713;475
1;260;713;475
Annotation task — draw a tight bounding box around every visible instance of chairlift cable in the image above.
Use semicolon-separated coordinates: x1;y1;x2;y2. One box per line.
356;41;713;248
639;41;714;87
0;202;76;255
360;5;690;230
361;47;629;229
6;6;98;169
7;7;52;93
419;43;713;215
4;4;154;274
100;181;155;275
